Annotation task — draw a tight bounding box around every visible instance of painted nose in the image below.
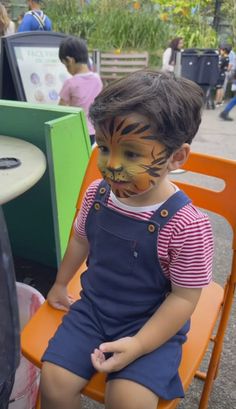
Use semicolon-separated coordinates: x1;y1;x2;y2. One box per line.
107;155;122;172
107;165;123;172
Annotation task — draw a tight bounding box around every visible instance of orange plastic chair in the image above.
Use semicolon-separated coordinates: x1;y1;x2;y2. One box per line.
21;147;236;409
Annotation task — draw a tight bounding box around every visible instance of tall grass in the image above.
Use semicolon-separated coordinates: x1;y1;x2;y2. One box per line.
44;0;170;54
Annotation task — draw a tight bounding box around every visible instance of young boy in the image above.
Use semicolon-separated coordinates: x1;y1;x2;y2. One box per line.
41;70;213;409
58;36;103;145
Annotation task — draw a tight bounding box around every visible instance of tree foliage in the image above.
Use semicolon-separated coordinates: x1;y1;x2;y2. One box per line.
151;0;218;47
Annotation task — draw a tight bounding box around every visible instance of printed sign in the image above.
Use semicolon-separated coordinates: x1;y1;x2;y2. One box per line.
14;46;70;104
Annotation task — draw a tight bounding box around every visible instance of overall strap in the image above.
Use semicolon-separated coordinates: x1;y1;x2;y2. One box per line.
93;182;191;229
94;180;110;204
151;190;191;229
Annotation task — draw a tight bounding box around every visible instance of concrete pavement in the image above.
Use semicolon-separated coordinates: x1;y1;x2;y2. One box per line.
81;105;236;409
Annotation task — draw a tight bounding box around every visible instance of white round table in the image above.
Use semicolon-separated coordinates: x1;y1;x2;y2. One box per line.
0;135;46;205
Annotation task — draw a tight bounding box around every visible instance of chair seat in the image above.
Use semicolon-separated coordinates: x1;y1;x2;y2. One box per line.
21;274;223;409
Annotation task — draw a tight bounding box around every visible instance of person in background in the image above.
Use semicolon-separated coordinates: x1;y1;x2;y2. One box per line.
222;44;236;95
18;0;52;32
162;37;184;74
215;45;230;107
219;95;236;121
0;3;15;36
40;70;213;409
58;36;103;145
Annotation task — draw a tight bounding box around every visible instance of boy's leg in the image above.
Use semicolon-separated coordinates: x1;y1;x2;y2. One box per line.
105;379;159;409
40;362;88;409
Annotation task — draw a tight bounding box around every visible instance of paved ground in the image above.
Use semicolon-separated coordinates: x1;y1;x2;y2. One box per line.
15;103;236;409
81;105;236;409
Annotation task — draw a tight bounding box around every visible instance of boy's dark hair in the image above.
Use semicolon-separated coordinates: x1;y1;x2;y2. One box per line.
59;36;88;64
89;70;204;154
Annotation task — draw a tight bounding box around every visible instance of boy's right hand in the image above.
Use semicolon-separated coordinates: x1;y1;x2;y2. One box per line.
47;282;75;311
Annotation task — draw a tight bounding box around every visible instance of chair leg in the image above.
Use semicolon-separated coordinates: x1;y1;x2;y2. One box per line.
199;282;235;409
198;353;219;409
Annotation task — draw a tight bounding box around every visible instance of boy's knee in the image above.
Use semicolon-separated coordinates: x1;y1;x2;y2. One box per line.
105;379;159;409
40;361;87;400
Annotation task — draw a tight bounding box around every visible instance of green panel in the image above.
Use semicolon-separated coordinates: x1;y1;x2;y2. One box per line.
3;171;56;265
45;111;91;264
0;100;90;267
0;100;80;153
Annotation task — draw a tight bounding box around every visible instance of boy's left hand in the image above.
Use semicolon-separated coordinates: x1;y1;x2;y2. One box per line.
91;336;142;373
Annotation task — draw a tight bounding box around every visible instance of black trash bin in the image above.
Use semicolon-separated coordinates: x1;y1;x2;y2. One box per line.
181;48;219;108
196;49;219;86
181;48;199;82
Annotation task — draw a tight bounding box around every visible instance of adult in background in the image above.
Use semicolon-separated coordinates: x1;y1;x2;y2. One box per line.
162;37;184;75
0;3;15;36
18;0;52;32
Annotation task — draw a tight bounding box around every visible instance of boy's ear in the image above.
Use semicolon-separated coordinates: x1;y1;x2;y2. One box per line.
167;143;190;171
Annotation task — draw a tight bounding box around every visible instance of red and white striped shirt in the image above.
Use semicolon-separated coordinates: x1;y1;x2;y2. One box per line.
74;180;213;288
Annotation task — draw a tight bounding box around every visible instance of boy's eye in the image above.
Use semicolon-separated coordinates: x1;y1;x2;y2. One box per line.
98;145;109;154
124;151;141;159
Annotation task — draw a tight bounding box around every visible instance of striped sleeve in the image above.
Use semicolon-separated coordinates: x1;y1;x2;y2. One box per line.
73;179;102;238
159;205;214;288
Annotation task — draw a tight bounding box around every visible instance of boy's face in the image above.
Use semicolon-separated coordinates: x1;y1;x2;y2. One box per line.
95;113;170;199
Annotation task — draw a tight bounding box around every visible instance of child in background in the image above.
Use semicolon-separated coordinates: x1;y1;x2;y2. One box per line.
58;36;103;145
41;70;213;409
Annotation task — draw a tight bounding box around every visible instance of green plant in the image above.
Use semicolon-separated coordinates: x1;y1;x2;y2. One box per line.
44;0;171;64
151;0;218;48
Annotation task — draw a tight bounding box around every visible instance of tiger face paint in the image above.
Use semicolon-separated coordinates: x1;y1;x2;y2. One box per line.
96;114;170;199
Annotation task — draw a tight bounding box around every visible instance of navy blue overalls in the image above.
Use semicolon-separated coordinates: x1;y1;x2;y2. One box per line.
43;180;191;400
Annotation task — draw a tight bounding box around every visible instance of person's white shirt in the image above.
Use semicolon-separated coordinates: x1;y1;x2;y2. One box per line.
5;20;15;35
162;48;174;72
229;50;236;70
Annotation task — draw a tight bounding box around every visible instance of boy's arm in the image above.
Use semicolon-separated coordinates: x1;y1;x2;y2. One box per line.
47;234;89;311
91;285;201;372
135;285;201;353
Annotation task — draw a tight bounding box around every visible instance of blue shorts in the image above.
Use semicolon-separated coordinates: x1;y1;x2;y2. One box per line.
42;296;187;400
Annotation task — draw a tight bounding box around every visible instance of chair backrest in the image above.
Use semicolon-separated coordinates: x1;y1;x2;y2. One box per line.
76;146;236;296
77;147;236;228
75;146;236;282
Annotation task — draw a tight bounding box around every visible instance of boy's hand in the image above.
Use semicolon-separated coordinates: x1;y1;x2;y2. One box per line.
91;336;143;373
47;282;74;311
